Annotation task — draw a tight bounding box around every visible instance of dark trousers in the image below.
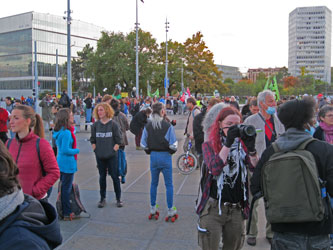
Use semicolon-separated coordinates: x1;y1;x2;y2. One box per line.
96;156;121;201
135;128;143;147
60;172;74;216
272;232;330;250
0;132;8;144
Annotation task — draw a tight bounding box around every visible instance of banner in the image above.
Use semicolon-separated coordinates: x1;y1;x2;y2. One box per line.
121;92;128;98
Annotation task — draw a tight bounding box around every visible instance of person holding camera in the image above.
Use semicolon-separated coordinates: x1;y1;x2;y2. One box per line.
197;106;258;250
243;90;285;246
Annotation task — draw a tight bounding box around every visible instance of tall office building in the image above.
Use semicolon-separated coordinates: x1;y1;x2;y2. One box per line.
0;12;104;98
288;6;332;83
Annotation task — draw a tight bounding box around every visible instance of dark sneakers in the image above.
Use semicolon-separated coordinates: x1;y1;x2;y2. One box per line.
247;237;256;246
117;200;124;208
98;199;106;208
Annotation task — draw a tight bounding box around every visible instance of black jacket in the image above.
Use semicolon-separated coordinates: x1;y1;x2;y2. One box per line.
0;195;62;249
251;139;333;235
90;120;123;159
193;109;206;154
130;111;147;135
313;126;325;141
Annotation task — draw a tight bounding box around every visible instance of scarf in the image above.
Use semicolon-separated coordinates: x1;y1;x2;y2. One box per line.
0;189;24;221
216;136;247;215
69;126;78;160
320;121;333;144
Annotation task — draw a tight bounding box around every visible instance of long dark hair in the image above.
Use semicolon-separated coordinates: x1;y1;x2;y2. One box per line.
13;105;45;139
54;108;71;132
0;141;20;198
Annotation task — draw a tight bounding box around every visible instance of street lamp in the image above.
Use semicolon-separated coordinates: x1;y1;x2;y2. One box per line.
64;0;73;98
165;18;169;98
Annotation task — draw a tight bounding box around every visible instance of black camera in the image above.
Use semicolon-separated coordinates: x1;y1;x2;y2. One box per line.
237;124;256;138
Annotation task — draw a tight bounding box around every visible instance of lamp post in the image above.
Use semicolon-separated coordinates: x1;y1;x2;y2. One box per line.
65;0;72;98
56;49;59;97
165;18;169;98
34;41;38;112
135;0;140;98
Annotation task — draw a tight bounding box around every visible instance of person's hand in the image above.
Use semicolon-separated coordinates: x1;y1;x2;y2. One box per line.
242;135;256;153
114;144;119;151
92;144;96;151
225;125;240;148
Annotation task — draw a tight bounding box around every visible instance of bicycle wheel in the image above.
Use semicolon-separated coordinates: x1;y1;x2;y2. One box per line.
176;153;198;175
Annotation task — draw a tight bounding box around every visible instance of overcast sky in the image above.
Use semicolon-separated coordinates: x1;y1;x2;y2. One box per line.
1;0;333;72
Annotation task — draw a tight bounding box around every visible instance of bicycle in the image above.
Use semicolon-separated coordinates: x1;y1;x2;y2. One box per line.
176;139;198;175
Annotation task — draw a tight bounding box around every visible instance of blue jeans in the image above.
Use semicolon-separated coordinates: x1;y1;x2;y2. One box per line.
272;232;330;250
60;172;74;216
150;151;173;209
118;149;127;178
96;156;121;201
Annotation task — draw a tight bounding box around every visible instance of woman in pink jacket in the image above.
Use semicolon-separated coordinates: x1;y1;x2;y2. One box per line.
7;105;60;201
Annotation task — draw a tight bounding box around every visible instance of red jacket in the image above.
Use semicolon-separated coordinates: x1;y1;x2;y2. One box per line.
0;108;8;132
7;131;60;200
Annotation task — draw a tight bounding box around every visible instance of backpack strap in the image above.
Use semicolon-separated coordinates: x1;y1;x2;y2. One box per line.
272;142;280;153
297;138;317;150
36;138;46;176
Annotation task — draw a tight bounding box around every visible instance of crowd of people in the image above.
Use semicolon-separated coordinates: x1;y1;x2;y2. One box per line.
0;89;333;250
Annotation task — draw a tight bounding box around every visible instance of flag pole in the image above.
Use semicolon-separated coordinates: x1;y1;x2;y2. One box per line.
135;0;139;98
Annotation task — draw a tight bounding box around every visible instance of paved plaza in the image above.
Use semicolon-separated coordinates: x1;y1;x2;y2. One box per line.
48;115;270;250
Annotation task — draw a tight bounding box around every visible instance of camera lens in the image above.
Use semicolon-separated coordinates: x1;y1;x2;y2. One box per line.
243;125;256;137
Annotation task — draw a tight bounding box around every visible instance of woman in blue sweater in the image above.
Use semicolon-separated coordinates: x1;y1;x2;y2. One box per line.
53;108;80;221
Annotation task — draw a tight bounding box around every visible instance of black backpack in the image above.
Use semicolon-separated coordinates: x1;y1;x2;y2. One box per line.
56;181;89;218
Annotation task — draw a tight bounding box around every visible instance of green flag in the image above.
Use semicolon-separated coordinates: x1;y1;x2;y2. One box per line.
264;77;270;90
271;76;280;101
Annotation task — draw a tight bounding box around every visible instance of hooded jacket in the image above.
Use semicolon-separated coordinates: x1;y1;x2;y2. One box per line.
53;128;79;173
7;131;60;200
0;194;62;249
251;128;333;235
113;110;129;146
90;119;122;159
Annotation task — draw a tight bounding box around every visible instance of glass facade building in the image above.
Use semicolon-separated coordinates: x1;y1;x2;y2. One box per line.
0;12;104;97
288;6;332;83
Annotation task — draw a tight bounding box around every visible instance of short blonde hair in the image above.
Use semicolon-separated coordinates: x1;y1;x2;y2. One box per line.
93;102;114;120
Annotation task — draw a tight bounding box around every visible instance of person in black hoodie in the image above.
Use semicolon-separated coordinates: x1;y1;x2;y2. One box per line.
130;108;152;150
90;103;123;209
0;141;62;250
251;97;333;250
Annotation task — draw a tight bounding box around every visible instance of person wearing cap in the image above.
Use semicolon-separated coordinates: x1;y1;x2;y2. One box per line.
317;93;327;109
250;97;333;250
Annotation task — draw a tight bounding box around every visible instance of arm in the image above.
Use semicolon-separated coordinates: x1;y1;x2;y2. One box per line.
140;127;148;148
59;131;80;156
112;122;123;146
202;142;227;176
90;123;96;150
165;125;178;150
250;146;274;195
32;140;60;199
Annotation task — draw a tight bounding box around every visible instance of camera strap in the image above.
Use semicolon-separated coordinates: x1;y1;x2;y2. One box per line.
258;113;276;138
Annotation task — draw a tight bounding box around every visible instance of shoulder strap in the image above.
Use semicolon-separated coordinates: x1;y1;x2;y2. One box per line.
6;138;13;149
258;113;276;137
297;138;317;150
36;138;46;176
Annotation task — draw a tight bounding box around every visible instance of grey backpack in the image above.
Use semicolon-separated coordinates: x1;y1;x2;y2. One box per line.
261;138;325;223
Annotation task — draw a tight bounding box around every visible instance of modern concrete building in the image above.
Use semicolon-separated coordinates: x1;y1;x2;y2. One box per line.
216;65;243;83
288;6;332;83
0;12;104;98
247;67;283;83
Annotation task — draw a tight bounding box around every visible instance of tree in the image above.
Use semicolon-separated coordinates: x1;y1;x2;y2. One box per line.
183;32;227;94
283;76;299;89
